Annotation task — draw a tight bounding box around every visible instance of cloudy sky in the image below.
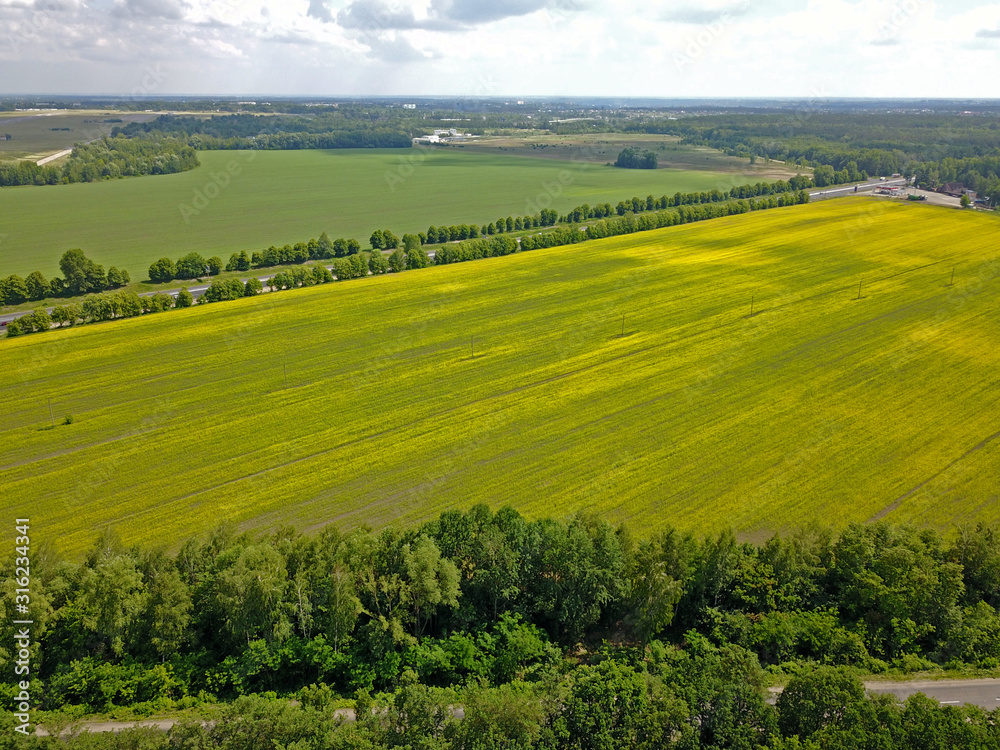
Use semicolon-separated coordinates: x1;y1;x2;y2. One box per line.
2;0;999;98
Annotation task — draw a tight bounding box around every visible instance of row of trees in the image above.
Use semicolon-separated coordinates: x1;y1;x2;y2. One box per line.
418;175;809;252
5;290;187;335
6;508;1000;717
0;136;198;187
147;234;365;283
6;192;807;340
435;192;810;265
0;250;129;306
8;666;1000;750
559;178;813;224
8;245;435;337
4;174;811;308
424;209;560;244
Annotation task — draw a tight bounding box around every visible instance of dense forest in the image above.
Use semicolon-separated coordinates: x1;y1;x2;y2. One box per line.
5;508;999;721
113;113;418;150
0;136;198;187
616;113;1000;203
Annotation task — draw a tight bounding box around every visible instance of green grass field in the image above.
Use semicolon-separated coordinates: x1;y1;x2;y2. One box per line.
0;110;187;160
2;199;998;556
0;148;752;281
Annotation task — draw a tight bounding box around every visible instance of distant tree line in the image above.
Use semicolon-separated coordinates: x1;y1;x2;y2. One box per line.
913;155;1000;205
113;113;413;150
615;146;658;169
5;508;1000;728
622;112;1000;202
0;136;198;187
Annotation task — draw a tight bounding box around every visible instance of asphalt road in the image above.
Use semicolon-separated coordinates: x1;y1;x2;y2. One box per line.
33;678;1000;736
865;678;1000;709
767;677;1000;710
0;275;270;326
809;177;909;199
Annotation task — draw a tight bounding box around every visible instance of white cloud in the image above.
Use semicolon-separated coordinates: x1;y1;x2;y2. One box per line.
2;0;999;95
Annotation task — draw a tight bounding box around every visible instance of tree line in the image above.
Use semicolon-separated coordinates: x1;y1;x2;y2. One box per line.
2;174;810;302
424;177;811;250
912;154;1000;205
0;136;198;187
624;112;1000;178
3;191;807;339
1;249;129;306
5;246;426;336
112;113;413;151
7;664;1000;750
3;173;809;308
436;192;810;264
147;233;367;284
4;508;999;741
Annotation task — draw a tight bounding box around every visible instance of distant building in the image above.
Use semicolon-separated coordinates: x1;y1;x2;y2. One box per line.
413;128;473;145
938;183;969;198
402;104;417;110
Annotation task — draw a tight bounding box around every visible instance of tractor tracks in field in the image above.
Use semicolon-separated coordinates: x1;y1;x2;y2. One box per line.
0;428;159;474
98;254;991;526
869;426;1000;521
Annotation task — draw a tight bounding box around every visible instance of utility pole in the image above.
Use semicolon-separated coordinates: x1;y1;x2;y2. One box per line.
749;295;754;317
48;398;55;429
471;336;475;358
621;313;625;337
856;280;863;300
949;265;955;286
284;363;287;388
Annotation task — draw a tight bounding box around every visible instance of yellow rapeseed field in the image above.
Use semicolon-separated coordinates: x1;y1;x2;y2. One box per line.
2;198;998;555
